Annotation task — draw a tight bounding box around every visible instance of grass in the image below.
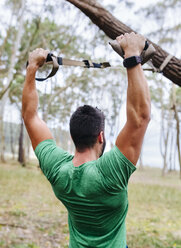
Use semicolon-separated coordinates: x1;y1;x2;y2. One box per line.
127;168;181;248
0;162;181;248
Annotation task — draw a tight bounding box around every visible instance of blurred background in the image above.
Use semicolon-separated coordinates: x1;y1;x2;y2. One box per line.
0;0;181;247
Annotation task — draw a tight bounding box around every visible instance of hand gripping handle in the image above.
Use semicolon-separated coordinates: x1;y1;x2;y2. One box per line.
35;53;59;81
109;40;155;65
26;53;59;81
26;52;54;68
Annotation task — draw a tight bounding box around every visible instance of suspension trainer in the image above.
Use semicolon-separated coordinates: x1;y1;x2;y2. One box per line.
27;40;156;82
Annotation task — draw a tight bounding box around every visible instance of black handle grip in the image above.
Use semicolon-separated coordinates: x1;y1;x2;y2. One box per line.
144;41;149;51
46;53;54;62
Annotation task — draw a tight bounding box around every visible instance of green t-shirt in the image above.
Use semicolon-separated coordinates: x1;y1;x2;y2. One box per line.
35;139;136;248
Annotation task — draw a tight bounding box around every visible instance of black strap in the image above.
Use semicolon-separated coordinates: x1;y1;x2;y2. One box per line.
35;54;59;81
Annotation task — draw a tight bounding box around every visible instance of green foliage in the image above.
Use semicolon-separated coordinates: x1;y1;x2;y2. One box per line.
137;0;181;48
5;0;23;12
1;0;179;166
0;2;126;143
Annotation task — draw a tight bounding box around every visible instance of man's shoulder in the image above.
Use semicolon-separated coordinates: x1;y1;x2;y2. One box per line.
35;139;73;164
34;139;74;184
96;146;136;178
99;146;128;162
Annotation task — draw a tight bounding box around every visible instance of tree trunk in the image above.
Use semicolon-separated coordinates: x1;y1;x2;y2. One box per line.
0;119;6;163
173;105;181;179
161;128;169;177
10;121;15;160
18;119;26;167
0;92;8;163
66;0;181;87
171;85;181;178
25;130;31;161
159;85;172;176
0;0;25;163
161;109;173;177
139;151;144;171
168;129;175;171
0;0;26;100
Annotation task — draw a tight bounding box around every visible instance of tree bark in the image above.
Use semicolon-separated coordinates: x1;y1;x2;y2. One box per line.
66;0;181;87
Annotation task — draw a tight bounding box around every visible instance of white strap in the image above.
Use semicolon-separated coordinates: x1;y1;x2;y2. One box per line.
159;54;173;72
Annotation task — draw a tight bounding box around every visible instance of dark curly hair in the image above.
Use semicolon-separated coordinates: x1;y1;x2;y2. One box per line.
69;105;105;152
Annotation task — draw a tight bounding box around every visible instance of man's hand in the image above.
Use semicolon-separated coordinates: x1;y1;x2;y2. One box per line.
27;48;49;70
116;32;145;58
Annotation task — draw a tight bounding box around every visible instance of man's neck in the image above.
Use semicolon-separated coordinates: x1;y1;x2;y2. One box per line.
72;148;99;167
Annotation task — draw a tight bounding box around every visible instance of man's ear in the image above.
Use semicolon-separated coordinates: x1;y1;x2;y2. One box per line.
98;131;104;144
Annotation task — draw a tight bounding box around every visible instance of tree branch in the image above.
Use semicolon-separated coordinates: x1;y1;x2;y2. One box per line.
65;0;181;87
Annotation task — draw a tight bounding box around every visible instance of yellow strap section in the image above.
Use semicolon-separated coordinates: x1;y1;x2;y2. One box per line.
62;58;86;67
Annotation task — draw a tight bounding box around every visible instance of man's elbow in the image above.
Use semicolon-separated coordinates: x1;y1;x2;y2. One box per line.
129;102;151;128
22;107;28;121
22;108;37;123
139;105;151;127
141;108;151;123
141;113;151;127
133;106;151;129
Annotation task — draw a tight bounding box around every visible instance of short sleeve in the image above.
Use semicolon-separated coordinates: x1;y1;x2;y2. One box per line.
35;139;73;184
96;146;136;192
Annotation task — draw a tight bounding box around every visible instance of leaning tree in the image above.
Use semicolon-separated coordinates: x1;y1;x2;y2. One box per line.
65;0;181;87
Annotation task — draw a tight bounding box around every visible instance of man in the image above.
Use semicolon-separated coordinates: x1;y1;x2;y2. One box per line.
22;32;151;248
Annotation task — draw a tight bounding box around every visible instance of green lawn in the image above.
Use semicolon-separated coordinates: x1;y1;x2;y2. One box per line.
127;168;181;248
0;162;181;248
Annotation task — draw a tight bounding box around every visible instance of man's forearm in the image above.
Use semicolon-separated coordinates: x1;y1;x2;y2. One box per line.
22;65;39;120
126;64;151;126
115;33;151;165
21;49;53;150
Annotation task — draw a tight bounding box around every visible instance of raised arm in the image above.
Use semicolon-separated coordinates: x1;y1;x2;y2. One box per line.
115;33;151;165
22;48;53;150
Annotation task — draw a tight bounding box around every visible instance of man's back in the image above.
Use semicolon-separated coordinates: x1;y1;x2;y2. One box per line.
35;139;136;248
